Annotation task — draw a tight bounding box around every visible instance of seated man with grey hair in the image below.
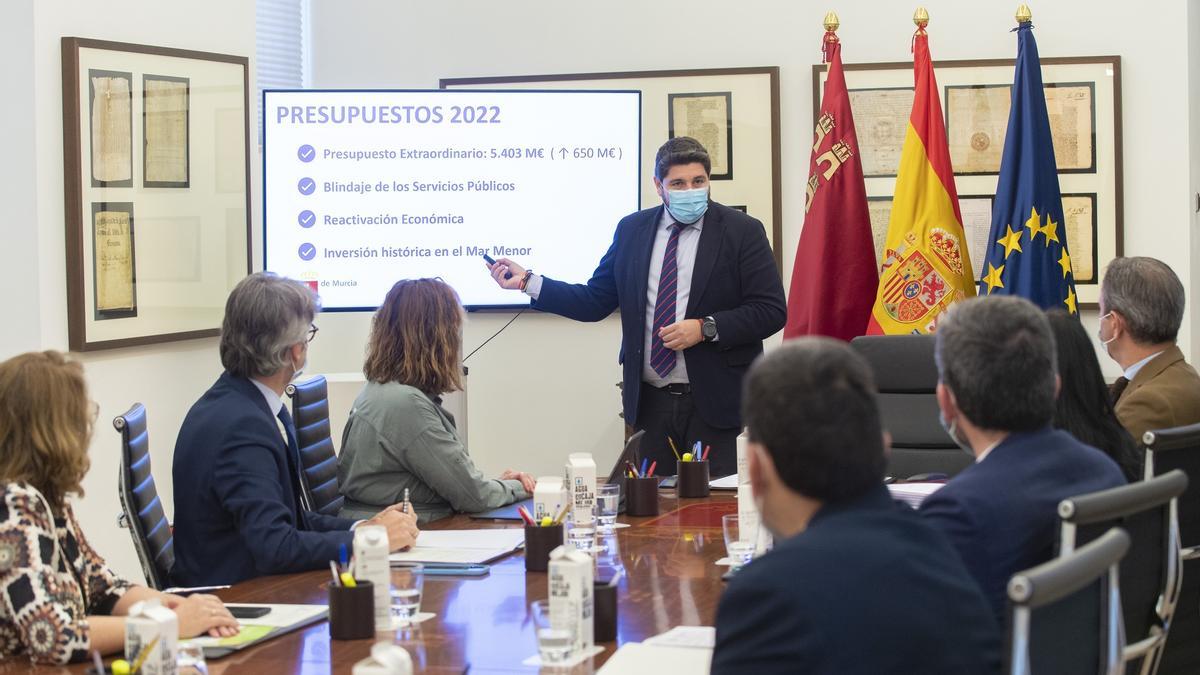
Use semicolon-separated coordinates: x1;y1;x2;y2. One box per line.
1098;256;1200;441
918;296;1125;623
171;272;419;586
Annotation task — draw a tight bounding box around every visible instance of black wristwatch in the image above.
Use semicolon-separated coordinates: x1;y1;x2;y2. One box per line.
701;316;718;342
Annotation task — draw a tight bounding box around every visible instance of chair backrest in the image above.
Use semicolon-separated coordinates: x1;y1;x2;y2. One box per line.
1007;527;1130;675
849;335;972;478
1143;423;1200;555
285;375;343;516
1142;424;1200;674
114;403;174;590
1058;471;1188;671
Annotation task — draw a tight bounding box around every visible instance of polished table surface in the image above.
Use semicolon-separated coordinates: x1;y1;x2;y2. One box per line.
29;491;736;674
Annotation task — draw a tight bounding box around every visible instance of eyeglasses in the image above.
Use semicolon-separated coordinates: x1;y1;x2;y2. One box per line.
89;401;100;424
306;324;319;343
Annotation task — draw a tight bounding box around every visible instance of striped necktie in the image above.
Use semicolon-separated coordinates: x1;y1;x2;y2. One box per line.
650;223;685;378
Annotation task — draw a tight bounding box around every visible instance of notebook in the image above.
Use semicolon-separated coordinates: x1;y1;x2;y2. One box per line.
189;604;327;658
389;528;526;564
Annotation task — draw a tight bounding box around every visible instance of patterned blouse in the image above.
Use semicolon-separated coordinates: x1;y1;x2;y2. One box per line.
0;483;131;665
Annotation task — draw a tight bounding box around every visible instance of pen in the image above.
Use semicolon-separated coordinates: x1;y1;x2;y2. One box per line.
129;636;160;675
552;503;570;525
340;572;357;588
91;650;104;675
402;488;410;513
647;461;657;478
640;458;649;476
329;560;342;587
517;505;536;527
338;543;349;573
625;460;640;478
702;445;711;462
668;437;681;461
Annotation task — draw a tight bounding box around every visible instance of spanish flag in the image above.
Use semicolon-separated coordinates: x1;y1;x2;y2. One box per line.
867;23;975;335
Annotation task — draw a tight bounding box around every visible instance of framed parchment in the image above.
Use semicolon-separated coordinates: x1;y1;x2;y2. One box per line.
668;92;733;179
442;67;782;271
143;74;190;187
815;56;1121;308
63;38;250;351
88;69;133;188
91;202;137;319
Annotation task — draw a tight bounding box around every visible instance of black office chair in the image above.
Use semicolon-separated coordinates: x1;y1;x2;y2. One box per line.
1058;471;1188;675
114;403;174;590
849;335;972;478
285;375;343;517
1143;423;1200;674
1006;527;1130;675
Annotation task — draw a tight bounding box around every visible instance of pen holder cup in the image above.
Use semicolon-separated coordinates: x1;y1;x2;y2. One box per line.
676;461;710;498
524;524;564;572
593;582;619;643
328;580;375;640
624;477;660;517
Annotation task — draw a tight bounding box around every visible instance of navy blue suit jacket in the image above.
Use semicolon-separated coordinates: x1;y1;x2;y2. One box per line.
171;372;357;586
533;202;786;428
918;427;1126;622
713;486;1001;674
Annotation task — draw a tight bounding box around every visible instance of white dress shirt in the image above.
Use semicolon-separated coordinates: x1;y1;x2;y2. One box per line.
524;211;705;387
1124;350;1165;381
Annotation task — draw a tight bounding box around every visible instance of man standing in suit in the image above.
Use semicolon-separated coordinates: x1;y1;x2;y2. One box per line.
1098;256;1200;441
488;137;786;476
172;273;419;586
919;296;1126;622
711;338;999;675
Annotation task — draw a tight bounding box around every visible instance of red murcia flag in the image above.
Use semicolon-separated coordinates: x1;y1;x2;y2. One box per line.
784;32;877;341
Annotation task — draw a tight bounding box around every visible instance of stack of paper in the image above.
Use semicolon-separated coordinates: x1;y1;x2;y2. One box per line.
887;482;945;509
708;474;738;490
389;529;526;564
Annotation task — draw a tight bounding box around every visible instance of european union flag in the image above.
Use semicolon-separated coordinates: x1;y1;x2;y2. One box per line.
978;21;1077;314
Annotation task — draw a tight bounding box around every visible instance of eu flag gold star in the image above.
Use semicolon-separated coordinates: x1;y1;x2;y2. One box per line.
1024;206;1043;241
982;263;1005;294
1064;288;1077;314
997;225;1023;258
1040;214;1060;245
1057;249;1072;278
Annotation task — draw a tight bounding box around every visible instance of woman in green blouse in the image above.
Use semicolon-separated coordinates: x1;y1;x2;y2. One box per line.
338;278;535;524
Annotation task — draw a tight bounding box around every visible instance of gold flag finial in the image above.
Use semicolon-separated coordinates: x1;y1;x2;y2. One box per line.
823;11;840;32
913;7;929;28
1015;4;1032;23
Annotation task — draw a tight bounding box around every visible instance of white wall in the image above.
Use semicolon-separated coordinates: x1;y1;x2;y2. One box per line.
8;0;1199;582
8;0;259;581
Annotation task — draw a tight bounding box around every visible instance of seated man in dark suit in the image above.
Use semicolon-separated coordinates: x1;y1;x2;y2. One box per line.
172;272;419;586
712;338;1000;675
1098;256;1200;441
919;296;1126;622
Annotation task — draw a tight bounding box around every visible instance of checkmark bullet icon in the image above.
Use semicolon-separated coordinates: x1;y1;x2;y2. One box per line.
298;210;315;228
297;178;315;195
297;144;315;162
298;243;316;261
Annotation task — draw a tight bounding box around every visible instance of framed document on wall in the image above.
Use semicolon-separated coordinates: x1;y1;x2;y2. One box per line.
62;37;251;351
814;56;1121;308
442;67;782;272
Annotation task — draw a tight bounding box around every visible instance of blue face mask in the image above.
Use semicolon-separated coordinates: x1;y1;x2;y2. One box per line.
665;187;709;224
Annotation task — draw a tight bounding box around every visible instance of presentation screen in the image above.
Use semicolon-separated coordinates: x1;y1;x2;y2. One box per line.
263;89;641;309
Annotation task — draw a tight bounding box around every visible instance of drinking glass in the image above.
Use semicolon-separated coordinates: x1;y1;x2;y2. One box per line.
595;483;620;532
176;642;208;674
531;599;573;664
722;514;756;568
390;562;425;627
566;519;597;553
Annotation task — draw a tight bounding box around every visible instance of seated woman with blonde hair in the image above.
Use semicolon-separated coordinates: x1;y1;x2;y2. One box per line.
338;278;535;524
0;351;238;665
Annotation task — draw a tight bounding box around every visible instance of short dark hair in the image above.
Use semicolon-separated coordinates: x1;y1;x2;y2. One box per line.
1100;256;1185;344
934;296;1057;432
742;338;885;503
654;137;711;181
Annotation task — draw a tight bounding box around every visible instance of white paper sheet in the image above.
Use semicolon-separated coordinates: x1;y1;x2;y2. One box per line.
389;528;526;564
887;482;945;509
598;643;712;674
708;474;739;490
643;626;716;649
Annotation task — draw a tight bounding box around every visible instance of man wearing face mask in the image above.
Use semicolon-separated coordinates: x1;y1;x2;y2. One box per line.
487;137;786;476
1097;256;1200;441
917;296;1124;623
171;272;419;586
712;338;1000;675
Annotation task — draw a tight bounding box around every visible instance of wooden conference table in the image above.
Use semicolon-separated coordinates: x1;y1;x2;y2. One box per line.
42;491;736;674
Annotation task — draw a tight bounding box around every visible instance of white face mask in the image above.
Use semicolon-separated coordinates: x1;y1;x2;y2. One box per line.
938;410;974;455
290;346;307;382
1097;312;1117;356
